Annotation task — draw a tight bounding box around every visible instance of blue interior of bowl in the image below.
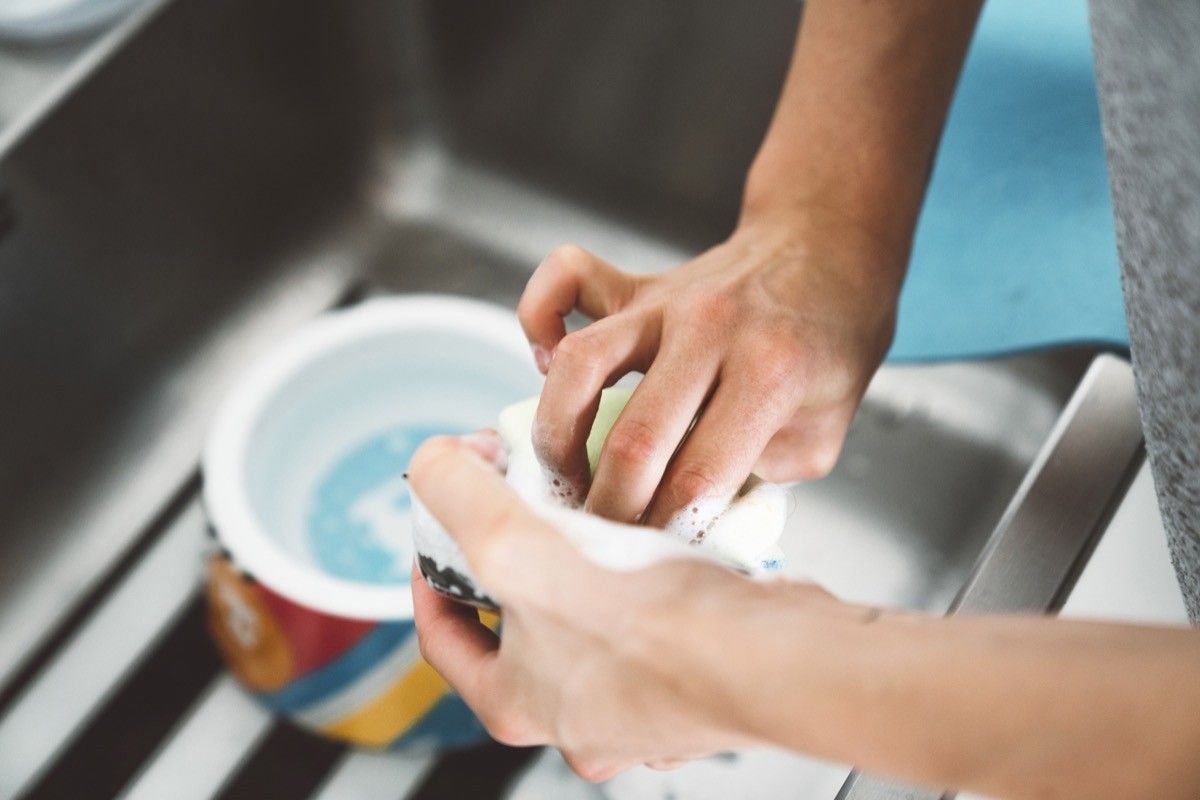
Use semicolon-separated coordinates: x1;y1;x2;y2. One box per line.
243;319;540;588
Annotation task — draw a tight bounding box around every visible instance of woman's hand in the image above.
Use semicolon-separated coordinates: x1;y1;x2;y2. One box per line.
410;434;1200;797
515;0;989;529
408;433;837;781
518;209;903;528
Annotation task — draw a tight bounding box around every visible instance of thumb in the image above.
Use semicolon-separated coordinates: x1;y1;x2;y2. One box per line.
409;435;589;601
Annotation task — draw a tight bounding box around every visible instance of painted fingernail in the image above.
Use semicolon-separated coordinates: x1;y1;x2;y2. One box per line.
532;344;552;374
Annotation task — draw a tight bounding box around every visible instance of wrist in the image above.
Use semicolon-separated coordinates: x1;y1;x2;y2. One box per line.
734;581;894;755
729;201;909;303
740;168;919;267
657;576;877;751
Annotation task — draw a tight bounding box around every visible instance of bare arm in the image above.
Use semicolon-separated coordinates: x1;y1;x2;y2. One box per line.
410;436;1200;798
744;0;981;251
518;0;983;527
412;4;1200;797
737;594;1200;799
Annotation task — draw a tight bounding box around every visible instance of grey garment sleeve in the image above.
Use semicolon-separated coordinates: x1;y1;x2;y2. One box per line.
1089;1;1200;622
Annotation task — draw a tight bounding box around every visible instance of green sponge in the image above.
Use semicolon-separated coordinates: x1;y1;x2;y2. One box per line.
497;387;634;474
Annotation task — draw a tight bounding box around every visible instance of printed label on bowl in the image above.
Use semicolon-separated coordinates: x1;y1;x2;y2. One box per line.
306;423;464;585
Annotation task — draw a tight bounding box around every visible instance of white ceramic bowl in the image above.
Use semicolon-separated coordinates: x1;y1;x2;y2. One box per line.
0;0;142;41
202;294;541;621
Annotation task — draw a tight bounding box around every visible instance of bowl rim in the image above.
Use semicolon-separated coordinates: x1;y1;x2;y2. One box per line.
202;294;535;620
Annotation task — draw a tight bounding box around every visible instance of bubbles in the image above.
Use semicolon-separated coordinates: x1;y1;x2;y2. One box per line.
663;494;731;546
503;446;584;510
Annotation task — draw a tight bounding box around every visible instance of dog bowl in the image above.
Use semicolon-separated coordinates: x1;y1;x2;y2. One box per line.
202;294;540;749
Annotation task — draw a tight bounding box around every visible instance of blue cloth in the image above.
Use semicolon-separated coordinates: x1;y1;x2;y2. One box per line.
887;0;1128;362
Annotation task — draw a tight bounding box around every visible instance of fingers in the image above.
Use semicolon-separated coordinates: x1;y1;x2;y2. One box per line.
532;313;660;492
411;564;543;748
518;245;639;373
458;428;508;472
561;752;628;784
754;404;854;482
585;339;716;522
643;363;799;529
408;435;586;599
411;562;498;700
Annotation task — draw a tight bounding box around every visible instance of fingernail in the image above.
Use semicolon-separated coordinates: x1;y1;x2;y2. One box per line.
460;430;508;471
532;344;552;374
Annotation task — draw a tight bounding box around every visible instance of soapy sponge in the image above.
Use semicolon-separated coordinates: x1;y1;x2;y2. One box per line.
412;389;789;608
501;388;787;569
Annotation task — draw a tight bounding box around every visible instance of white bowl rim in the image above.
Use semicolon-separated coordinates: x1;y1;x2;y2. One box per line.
202;294;534;621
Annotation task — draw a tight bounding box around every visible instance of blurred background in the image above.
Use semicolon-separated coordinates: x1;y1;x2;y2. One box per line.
0;1;1185;798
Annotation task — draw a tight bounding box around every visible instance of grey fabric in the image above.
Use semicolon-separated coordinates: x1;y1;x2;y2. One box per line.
1089;1;1200;622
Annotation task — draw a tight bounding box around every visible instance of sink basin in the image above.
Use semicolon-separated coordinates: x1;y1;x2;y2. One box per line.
0;1;1116;798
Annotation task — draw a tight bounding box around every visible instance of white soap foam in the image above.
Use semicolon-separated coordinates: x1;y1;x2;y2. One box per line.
663;493;735;546
412;398;791;598
504;446;584;510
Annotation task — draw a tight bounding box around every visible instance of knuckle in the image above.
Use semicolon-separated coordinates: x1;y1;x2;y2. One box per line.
554;330;604;376
664;463;721;508
604;418;660;470
544;243;593;278
796;442;841;480
687;291;736;327
751;340;804;393
520;244;597;324
563;754;610;784
481;707;538;747
827;357;865;400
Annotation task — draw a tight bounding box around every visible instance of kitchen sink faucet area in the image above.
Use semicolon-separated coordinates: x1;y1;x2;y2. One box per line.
0;1;1196;799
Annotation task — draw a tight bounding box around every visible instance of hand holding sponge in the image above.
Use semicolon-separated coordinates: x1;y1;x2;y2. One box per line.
412;389;789;609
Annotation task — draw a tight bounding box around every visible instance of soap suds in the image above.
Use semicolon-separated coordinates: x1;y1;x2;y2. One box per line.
412;393;792;607
663;493;734;546
504;446;584;509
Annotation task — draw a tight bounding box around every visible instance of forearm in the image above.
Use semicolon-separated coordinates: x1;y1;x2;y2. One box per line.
743;0;982;258
729;591;1200;799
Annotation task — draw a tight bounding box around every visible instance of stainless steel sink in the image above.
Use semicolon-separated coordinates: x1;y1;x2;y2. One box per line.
0;2;1137;799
